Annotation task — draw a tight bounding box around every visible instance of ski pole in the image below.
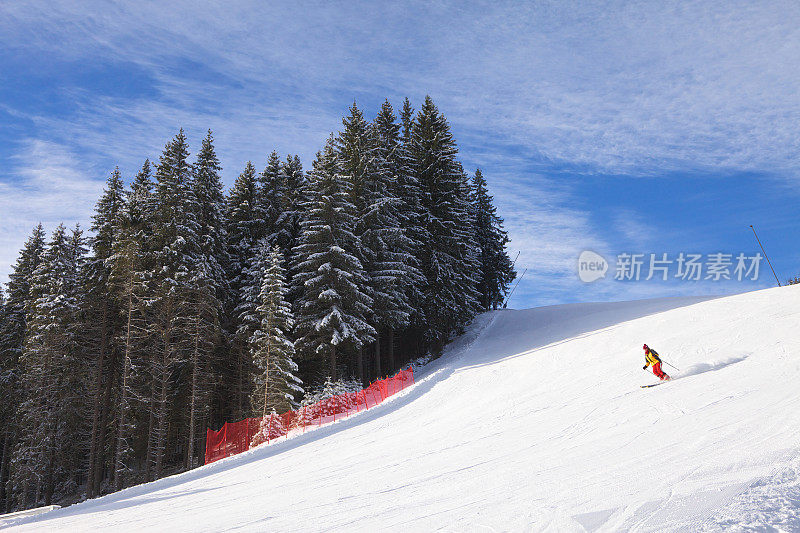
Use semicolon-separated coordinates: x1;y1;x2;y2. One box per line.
662;360;680;372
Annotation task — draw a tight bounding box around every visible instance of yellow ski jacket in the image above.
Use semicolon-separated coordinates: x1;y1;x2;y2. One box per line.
644;348;661;367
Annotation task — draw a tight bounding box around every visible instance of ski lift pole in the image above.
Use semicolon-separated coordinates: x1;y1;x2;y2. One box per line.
749;225;781;287
502;268;527;308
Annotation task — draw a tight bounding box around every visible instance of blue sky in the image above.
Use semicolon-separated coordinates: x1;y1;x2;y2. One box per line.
1;1;799;309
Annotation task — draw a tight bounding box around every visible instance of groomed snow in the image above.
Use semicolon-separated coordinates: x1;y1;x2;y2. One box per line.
5;286;800;531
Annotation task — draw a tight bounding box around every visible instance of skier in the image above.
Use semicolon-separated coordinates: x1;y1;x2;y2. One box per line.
642;344;670;381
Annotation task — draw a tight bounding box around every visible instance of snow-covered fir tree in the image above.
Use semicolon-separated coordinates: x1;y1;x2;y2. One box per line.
192;131;230;299
82;167;125;498
292;140;375;381
410;96;482;353
185;130;227;468
226;161;261;419
275;155;306;305
335;103;379;381
231;236;266;418
299;376;363;407
0;224;45;511
335;101;421;381
471;168;516;310
12;225;86;508
372;99;423;373
249;246;301;417
107;159;153;492
279;155;306;256
257;151;284;248
147;129;200;480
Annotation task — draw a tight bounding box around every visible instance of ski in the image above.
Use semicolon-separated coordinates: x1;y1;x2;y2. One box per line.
639;379;672;389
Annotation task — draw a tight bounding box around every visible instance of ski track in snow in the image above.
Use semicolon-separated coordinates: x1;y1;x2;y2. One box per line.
4;287;800;532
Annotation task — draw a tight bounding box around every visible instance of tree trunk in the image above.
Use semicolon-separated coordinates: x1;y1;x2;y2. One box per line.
154;327;171;479
0;432;8;510
262;307;273;417
87;302;109;498
187;312;201;469
44;442;55;506
374;330;381;379
236;346;244;420
144;369;157;482
357;345;363;386
330;344;337;381
388;328;395;371
113;281;134;491
94;352;115;494
20;477;30;511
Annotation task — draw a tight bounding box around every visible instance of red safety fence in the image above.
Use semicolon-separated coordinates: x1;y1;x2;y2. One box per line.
205;366;415;464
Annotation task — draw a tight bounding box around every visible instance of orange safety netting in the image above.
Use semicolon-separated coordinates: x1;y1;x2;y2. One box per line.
205;366;415;464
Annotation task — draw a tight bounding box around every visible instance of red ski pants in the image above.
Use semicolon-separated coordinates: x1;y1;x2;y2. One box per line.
652;362;668;380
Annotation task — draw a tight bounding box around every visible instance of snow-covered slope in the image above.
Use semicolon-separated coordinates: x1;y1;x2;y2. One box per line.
6;287;800;532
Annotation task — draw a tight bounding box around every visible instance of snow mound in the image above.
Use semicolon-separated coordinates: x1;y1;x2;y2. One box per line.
677;354;749;379
6;286;800;532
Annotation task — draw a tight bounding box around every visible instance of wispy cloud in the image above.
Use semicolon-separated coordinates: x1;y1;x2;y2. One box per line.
5;1;800;176
612;210;657;248
0;140;104;281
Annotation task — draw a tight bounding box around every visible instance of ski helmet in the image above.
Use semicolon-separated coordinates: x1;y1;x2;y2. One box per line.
643;343;649;351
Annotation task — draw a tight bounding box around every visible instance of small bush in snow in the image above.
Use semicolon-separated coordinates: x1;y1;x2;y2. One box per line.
300;377;363;408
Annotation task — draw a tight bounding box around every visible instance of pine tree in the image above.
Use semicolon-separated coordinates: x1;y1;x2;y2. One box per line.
185;130;226;468
400;98;414;143
0;225;46;393
108;160;153;491
395;98;430;362
147;130;200;479
472;169;515;310
83;167;125;498
193;131;229;296
410;96;481;353
12;225;86;507
0;224;45;511
275;155;306;303
250;246;301;417
335;103;378;381
226;161;260;419
371;100;423;373
231;244;264;420
257;151;284;248
292;141;375;381
452;164;483;325
335;102;420;381
281;155;306;255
